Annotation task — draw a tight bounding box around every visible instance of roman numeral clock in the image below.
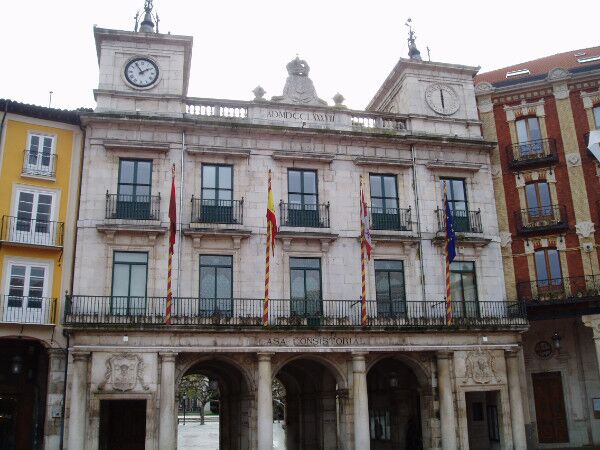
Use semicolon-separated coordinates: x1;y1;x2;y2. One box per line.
124;57;160;89
425;83;460;115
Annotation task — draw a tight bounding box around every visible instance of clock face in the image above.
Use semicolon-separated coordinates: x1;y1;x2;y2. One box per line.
124;58;159;88
425;83;460;115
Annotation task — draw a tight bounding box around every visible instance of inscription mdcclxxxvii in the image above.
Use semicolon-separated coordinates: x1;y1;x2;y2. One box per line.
266;110;335;123
257;336;367;347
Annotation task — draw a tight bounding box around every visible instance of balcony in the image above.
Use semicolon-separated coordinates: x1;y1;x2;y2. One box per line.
505;138;558;170
367;206;412;231
436;209;483;234
514;205;568;235
1;295;57;325
105;192;161;221
0;215;64;248
191;197;244;225
279;202;330;228
64;296;526;329
22;149;57;178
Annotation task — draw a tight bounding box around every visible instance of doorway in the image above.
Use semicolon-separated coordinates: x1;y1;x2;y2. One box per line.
465;391;502;450
98;400;146;450
531;371;569;443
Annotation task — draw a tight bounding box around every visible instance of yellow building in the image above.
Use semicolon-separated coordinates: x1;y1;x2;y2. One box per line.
0;99;83;449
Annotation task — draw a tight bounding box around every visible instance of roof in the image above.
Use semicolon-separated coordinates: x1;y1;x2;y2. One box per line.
475;45;600;86
0;99;90;125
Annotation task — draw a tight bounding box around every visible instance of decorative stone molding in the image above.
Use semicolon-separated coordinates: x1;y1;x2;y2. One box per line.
576;221;595;239
475;82;494;94
546;169;556;183
477;96;493;114
547;67;571;82
581;89;600;110
500;232;512;248
463;349;498;384
582;314;600;335
490;165;501;177
565;152;582;167
524;239;534;254
515;173;525;188
98;353;150;392
504;99;545;121
252;85;266;101
552;82;570;100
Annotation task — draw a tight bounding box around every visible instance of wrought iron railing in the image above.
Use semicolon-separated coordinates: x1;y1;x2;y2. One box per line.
190;197;243;225
1;295;57;324
514;205;568;234
105;192;161;220
436;209;483;233
64;296;526;328
22;149;57;177
0;215;64;247
517;275;600;303
367;206;412;231
280;202;330;228
506;138;557;169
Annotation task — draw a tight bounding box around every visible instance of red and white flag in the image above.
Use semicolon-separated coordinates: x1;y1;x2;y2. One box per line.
360;179;373;259
165;164;176;324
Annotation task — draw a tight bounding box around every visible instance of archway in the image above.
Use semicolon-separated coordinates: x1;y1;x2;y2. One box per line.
367;357;424;450
176;357;252;450
275;357;343;450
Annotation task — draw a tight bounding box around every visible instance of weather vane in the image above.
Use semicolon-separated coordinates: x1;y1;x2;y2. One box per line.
405;18;422;61
134;0;159;33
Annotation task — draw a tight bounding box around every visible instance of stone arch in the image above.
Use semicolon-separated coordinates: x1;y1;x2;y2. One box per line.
273;353;348;390
367;352;431;390
175;353;256;393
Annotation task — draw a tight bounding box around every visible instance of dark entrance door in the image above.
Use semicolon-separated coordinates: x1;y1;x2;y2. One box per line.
532;371;569;443
99;400;146;450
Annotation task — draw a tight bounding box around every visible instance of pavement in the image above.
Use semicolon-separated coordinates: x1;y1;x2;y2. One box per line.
178;420;286;449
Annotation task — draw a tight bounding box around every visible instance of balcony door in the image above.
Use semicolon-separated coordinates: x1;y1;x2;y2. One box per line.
516;117;543;157
11;189;54;245
441;178;469;232
4;262;48;323
199;255;233;316
370;174;400;230
450;261;479;319
25;133;54;176
117;159;152;220
374;260;406;318
201;165;233;223
290;257;322;323
525;182;552;220
534;249;563;296
111;252;148;315
288;169;319;227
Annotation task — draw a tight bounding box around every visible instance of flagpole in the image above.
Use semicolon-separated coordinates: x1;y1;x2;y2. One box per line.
444;181;453;325
166;164;176;325
360;176;368;327
263;170;272;327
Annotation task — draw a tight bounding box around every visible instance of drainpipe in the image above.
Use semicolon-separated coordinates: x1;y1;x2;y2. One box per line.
0;100;8;144
411;143;427;302
59;330;69;450
177;130;185;296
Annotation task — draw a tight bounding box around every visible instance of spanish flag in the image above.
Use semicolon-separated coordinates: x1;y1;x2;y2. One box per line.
264;170;277;326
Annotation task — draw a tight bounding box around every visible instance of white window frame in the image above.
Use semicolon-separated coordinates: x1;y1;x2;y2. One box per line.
10;186;58;245
25;131;56;176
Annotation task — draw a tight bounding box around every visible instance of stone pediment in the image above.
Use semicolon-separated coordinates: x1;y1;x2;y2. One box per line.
271;56;327;106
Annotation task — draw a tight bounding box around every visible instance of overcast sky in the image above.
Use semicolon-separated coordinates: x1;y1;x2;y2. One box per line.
1;0;597;111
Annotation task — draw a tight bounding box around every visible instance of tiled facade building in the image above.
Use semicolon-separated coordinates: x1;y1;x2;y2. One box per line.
475;47;600;448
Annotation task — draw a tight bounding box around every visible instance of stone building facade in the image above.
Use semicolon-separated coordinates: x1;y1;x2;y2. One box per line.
475;47;600;448
63;18;529;450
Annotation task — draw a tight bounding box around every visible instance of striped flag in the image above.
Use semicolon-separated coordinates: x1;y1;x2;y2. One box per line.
166;164;176;324
359;176;372;327
444;181;456;325
264;170;277;327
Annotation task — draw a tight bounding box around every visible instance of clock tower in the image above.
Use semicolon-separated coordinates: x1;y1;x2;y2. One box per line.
93;1;193;116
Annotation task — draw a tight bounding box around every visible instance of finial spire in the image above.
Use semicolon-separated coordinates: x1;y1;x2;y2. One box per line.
405;18;422;61
138;0;158;33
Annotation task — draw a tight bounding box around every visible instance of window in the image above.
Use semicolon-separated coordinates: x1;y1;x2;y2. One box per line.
287;169;319;227
369;409;391;441
450;261;479;318
593;106;600;129
25;133;55;176
534;249;562;292
4;262;48;323
201;165;234;223
440;178;470;232
290;257;321;320
199;255;232;316
370;174;401;230
516;117;543;156
525;182;552;218
111;252;148;315
117;159;153;219
11;189;55;245
374;260;406;317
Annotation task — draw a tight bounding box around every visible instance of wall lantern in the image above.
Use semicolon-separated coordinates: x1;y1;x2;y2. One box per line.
10;356;23;375
389;373;399;389
551;331;562;350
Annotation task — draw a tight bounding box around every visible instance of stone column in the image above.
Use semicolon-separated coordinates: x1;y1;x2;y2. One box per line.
66;351;89;450
505;350;527;450
257;353;273;450
583;314;600;376
158;352;177;450
352;352;370;450
437;352;457;450
44;349;66;450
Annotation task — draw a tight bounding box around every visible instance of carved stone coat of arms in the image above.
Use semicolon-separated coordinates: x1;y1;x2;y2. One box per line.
463;350;497;384
99;353;149;391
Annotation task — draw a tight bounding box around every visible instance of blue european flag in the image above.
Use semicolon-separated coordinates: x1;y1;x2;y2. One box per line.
445;196;456;263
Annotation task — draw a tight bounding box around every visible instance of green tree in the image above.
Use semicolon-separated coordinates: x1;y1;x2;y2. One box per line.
179;374;218;425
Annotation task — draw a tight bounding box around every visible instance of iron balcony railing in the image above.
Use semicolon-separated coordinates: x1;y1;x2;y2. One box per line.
105;192;161;221
0;215;64;247
367;206;412;231
190;197;243;225
517;275;600;303
64;296;526;328
514;205;568;235
436;208;483;233
22;149;57;177
1;295;57;325
506;138;558;169
280;202;330;228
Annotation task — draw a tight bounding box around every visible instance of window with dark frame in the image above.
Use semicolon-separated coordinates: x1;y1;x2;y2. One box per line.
117;159;153;219
290;257;322;320
287;169;319;227
369;174;401;230
534;248;562;293
201;165;234;223
440;178;470;232
111;251;148;315
525;181;553;219
450;261;479;319
374;260;406;318
516;116;543;156
199;255;233;316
